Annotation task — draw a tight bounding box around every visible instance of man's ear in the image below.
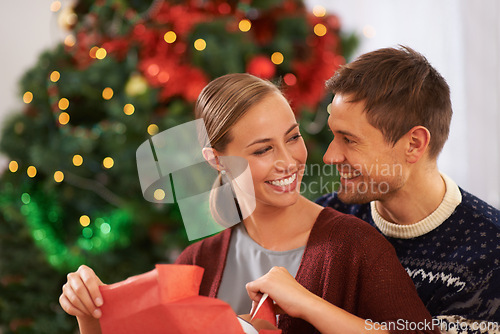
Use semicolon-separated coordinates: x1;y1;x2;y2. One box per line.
202;147;224;171
406;126;431;163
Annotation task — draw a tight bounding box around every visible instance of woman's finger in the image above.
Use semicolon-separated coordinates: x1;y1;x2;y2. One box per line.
59;292;88;318
77;265;104;307
66;269;103;318
246;281;264;303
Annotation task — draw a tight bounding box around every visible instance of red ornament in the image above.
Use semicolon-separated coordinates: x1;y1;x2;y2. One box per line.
246;55;276;80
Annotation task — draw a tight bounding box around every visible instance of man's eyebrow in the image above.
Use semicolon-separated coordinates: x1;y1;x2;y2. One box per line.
246;123;299;148
335;130;362;141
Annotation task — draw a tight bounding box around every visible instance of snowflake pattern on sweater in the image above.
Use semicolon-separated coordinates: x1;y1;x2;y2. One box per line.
316;187;500;333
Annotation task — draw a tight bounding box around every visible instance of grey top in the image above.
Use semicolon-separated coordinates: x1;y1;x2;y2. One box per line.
217;223;305;315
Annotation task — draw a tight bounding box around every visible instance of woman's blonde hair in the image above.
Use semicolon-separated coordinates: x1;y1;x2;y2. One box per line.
195;73;282;152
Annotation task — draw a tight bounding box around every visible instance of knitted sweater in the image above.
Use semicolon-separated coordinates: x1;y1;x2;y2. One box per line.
316;175;500;332
176;207;439;334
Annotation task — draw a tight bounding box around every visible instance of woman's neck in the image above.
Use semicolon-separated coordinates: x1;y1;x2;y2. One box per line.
242;196;323;251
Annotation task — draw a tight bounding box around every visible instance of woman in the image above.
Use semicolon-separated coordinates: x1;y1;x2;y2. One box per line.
60;73;438;334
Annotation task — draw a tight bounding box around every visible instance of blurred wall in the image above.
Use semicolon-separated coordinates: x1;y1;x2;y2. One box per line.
0;0;498;208
0;0;64;169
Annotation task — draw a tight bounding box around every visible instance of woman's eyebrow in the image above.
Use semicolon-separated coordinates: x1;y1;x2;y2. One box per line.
246;123;299;148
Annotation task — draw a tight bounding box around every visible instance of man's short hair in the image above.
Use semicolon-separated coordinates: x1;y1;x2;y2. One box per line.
326;45;452;158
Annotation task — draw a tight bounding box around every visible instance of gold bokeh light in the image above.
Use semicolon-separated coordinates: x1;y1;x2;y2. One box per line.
73;154;83;166
164;31;177;43
23;91;33;104
123;104;135;115
271;52;284;65
102;87;114;100
194;39;207;51
54;171;64;183
103;157;114;169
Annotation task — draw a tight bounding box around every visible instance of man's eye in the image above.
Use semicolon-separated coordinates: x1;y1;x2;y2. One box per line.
344;137;353;144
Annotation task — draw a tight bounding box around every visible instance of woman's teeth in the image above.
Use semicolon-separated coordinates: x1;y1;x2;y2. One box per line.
268;173;296;186
339;170;361;179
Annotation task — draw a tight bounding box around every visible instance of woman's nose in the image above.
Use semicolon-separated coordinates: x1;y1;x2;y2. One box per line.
274;147;296;173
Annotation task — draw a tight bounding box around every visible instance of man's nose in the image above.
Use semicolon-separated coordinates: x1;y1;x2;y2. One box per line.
323;138;344;165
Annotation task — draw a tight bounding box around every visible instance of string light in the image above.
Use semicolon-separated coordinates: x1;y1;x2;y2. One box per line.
27;166;37;178
58;98;69;110
312;5;326;17
239;19;251;32
218;3;231;14
50;71;60;82
147;64;160;76
82;227;93;238
54;171;64;183
9;161;19;173
21;193;31;205
154;189;166;201
314;23;327;37
64;35;76;47
103;157;114;169
194;39;207;51
50;1;62;12
96;48;107;60
284;73;297;86
271;52;284;65
102;87;114;100
59;112;70;125
23;91;33;104
164;31;177;43
72;154;83;166
147;124;159;136
100;223;111;234
123;104;135;115
158;71;170;83
80;215;90;227
89;46;99;58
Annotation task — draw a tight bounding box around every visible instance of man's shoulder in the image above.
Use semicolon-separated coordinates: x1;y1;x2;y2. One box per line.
455;187;500;227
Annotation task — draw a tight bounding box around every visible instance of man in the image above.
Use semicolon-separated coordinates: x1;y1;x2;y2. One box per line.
316;46;500;332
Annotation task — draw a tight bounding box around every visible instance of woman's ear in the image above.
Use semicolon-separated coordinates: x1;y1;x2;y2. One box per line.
406;126;431;164
202;147;224;171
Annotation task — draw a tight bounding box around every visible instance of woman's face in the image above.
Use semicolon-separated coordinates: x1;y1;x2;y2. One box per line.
219;92;307;209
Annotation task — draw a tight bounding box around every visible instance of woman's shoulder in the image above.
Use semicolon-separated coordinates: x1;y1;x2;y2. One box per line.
312;207;391;249
175;228;232;264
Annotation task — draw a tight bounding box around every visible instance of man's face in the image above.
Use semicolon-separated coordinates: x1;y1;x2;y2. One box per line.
323;93;408;204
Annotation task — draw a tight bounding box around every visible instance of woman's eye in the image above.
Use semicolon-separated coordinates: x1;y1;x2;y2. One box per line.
253;147;271;156
288;133;302;142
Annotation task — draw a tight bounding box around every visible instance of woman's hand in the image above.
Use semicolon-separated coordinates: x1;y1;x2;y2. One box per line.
245;266;316;319
59;265;105;319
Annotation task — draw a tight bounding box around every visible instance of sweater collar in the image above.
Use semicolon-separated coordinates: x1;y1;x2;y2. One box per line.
370;172;462;239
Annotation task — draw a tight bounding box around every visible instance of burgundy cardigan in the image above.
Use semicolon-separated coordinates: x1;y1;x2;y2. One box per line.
176;208;439;334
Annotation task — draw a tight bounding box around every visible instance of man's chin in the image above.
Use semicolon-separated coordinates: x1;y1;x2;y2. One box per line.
337;189;373;205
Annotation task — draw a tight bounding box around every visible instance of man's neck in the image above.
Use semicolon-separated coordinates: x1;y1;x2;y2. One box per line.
375;167;446;225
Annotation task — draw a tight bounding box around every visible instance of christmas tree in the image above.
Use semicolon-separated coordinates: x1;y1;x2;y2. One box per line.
0;0;357;332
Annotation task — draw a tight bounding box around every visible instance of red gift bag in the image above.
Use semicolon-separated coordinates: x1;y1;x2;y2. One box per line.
99;264;281;334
